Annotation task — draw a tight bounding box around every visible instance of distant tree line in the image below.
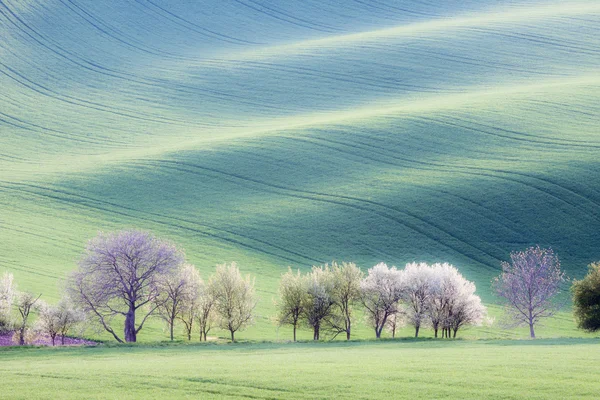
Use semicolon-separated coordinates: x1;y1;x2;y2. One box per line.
1;230;598;345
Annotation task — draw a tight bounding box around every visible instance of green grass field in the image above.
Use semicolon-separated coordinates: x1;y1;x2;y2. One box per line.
1;339;599;399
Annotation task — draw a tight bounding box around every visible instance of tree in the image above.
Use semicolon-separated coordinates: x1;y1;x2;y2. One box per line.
303;265;336;340
155;264;198;341
176;265;203;341
14;291;42;345
447;292;486;338
493;246;566;338
69;230;185;343
360;263;403;339
0;273;15;332
427;263;458;338
195;278;217;341
36;299;84;346
328;262;363;340
211;262;256;342
400;263;435;337
572;262;600;332
385;312;405;338
275;268;308;341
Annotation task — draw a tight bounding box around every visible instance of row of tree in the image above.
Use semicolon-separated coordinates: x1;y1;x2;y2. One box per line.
0;273;84;346
276;262;487;341
1;230;598;344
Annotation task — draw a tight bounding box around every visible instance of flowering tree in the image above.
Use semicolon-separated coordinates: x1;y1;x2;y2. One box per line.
493;246;566;338
360;263;403;339
211;262;256;342
155;263;200;341
69;230;185;342
400;263;435;337
276;268;308;341
328;262;363;340
303;265;335;341
427;263;486;338
0;273;15;332
36;297;85;346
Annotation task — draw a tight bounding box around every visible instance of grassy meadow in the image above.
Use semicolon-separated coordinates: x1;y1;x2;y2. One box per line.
2;339;600;399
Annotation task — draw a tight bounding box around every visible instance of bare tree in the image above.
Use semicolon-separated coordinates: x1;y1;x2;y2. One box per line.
211;262;256;342
360;263;403;339
493;246;566;338
155;264;198;341
400;263;435;337
14;292;42;345
275;268;308;342
303;265;335;341
327;262;363;340
68;230;184;343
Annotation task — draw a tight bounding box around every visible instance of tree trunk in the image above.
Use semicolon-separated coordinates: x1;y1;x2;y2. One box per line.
529;323;535;339
62;335;66;345
203;331;207;341
230;330;235;342
51;335;56;346
434;327;438;338
346;319;351;341
124;307;137;343
453;328;458;338
313;324;319;341
375;326;382;339
293;324;297;342
415;324;420;338
170;320;174;341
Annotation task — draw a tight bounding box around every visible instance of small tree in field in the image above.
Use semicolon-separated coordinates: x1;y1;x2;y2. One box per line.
211;263;256;342
69;230;185;343
360;263;403;339
572;262;600;332
493;246;566;338
196;278;217;341
155;264;199;341
36;297;85;346
328;262;363;340
400;263;435;338
176;265;203;341
303;265;336;341
14;291;42;345
275;268;308;342
0;273;15;332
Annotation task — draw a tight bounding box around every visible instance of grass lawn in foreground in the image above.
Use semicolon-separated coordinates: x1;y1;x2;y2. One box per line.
0;338;598;399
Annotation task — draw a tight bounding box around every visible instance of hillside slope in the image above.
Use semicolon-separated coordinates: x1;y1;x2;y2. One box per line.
1;0;599;309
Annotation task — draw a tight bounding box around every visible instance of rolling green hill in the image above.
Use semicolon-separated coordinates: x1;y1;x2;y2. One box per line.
1;0;599;340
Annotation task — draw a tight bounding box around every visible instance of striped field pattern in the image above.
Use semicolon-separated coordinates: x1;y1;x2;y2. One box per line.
1;0;599;335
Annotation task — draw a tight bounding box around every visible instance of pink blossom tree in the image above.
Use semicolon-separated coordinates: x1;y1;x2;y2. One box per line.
493;246;566;338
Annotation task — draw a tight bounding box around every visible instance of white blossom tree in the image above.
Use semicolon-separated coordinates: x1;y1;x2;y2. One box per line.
36;297;85;346
303;265;336;341
428;263;486;338
0;273;15;332
400;263;435;337
211;262;256;342
360;263;403;339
